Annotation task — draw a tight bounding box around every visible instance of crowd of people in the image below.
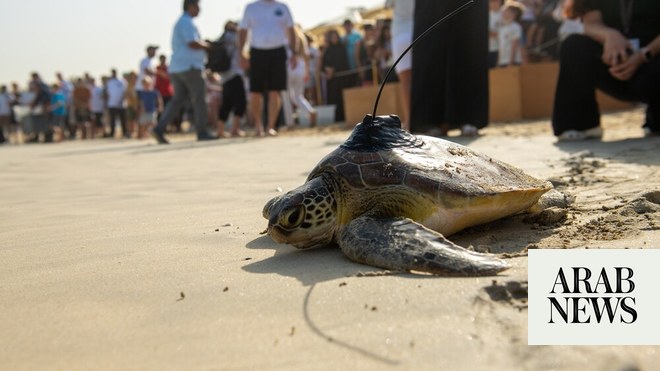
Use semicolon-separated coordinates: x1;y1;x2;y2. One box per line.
0;0;657;145
0;0;400;145
0;64;172;144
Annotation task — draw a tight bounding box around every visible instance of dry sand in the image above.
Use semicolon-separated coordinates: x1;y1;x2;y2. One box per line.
1;107;659;370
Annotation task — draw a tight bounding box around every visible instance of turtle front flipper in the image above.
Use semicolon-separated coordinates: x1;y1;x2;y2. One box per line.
339;216;509;276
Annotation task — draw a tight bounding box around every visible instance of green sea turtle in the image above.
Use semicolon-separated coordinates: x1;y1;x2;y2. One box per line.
263;115;554;276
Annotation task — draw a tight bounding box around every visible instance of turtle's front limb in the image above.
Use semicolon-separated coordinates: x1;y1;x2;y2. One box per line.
338;216;509;276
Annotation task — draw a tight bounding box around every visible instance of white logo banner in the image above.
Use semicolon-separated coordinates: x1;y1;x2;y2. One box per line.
528;249;660;345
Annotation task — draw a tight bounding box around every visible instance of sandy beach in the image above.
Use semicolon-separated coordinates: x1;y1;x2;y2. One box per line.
1;107;659;370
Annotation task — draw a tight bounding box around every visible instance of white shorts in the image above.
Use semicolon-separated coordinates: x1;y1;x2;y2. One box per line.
392;31;413;73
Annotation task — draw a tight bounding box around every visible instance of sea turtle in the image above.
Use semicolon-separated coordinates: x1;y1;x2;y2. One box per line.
263;115;554;276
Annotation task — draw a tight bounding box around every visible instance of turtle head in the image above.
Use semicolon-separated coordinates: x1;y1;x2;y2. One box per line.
263;177;337;249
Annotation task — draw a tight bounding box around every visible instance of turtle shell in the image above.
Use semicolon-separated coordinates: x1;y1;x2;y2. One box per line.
307;115;552;235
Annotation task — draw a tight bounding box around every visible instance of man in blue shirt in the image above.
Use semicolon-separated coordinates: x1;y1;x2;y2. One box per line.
342;19;363;87
152;0;216;144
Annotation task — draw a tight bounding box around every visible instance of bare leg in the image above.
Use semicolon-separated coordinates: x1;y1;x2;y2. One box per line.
397;68;412;131
216;119;226;138
231;115;245;137
250;92;265;136
208;95;219;135
53;126;63;142
266;90;281;135
281;90;294;128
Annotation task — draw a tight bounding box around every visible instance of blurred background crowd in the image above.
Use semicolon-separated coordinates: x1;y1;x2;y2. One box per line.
0;0;586;144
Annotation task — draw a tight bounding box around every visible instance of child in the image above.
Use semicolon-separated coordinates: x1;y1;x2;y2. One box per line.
137;76;162;139
498;1;525;67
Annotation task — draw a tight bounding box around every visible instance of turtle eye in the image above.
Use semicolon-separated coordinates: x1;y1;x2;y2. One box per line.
281;206;304;228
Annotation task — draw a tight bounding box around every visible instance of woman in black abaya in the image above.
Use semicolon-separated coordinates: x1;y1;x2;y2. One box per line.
322;29;350;122
410;0;489;135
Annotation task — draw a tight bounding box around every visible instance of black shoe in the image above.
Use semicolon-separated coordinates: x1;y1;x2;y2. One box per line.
151;129;169;144
197;132;218;141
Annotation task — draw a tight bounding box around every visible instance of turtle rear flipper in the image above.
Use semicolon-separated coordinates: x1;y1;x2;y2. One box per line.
339;216;509;276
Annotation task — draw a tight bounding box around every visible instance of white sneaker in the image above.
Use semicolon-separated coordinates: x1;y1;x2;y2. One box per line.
643;127;659;137
460;124;479;137
557;126;603;142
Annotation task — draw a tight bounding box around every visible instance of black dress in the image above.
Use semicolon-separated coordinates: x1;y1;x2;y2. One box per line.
410;0;489;132
322;43;350;122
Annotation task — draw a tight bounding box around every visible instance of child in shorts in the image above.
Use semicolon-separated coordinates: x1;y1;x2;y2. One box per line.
137;76;162;139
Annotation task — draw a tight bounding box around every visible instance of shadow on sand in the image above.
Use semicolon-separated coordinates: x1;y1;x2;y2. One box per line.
243;236;368;287
554;136;660;166
244;236;403;366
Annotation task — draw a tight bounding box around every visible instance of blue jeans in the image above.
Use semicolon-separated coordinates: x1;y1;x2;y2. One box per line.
155;68;208;135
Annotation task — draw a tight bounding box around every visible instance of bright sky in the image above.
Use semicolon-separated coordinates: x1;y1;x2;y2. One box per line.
0;0;384;87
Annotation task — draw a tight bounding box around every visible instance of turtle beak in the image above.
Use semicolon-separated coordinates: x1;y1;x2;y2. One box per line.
263;197;278;238
263;195;281;220
266;224;289;244
263;196;285;239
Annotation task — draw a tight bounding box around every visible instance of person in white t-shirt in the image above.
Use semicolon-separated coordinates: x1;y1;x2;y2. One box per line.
239;0;297;137
137;45;158;92
106;68;127;138
498;2;524;67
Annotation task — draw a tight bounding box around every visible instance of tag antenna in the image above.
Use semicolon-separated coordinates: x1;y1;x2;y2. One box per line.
371;0;475;119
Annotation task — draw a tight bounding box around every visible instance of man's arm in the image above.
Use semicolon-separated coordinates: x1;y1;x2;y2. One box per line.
238;28;249;70
188;40;209;51
288;26;298;69
238;28;248;53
